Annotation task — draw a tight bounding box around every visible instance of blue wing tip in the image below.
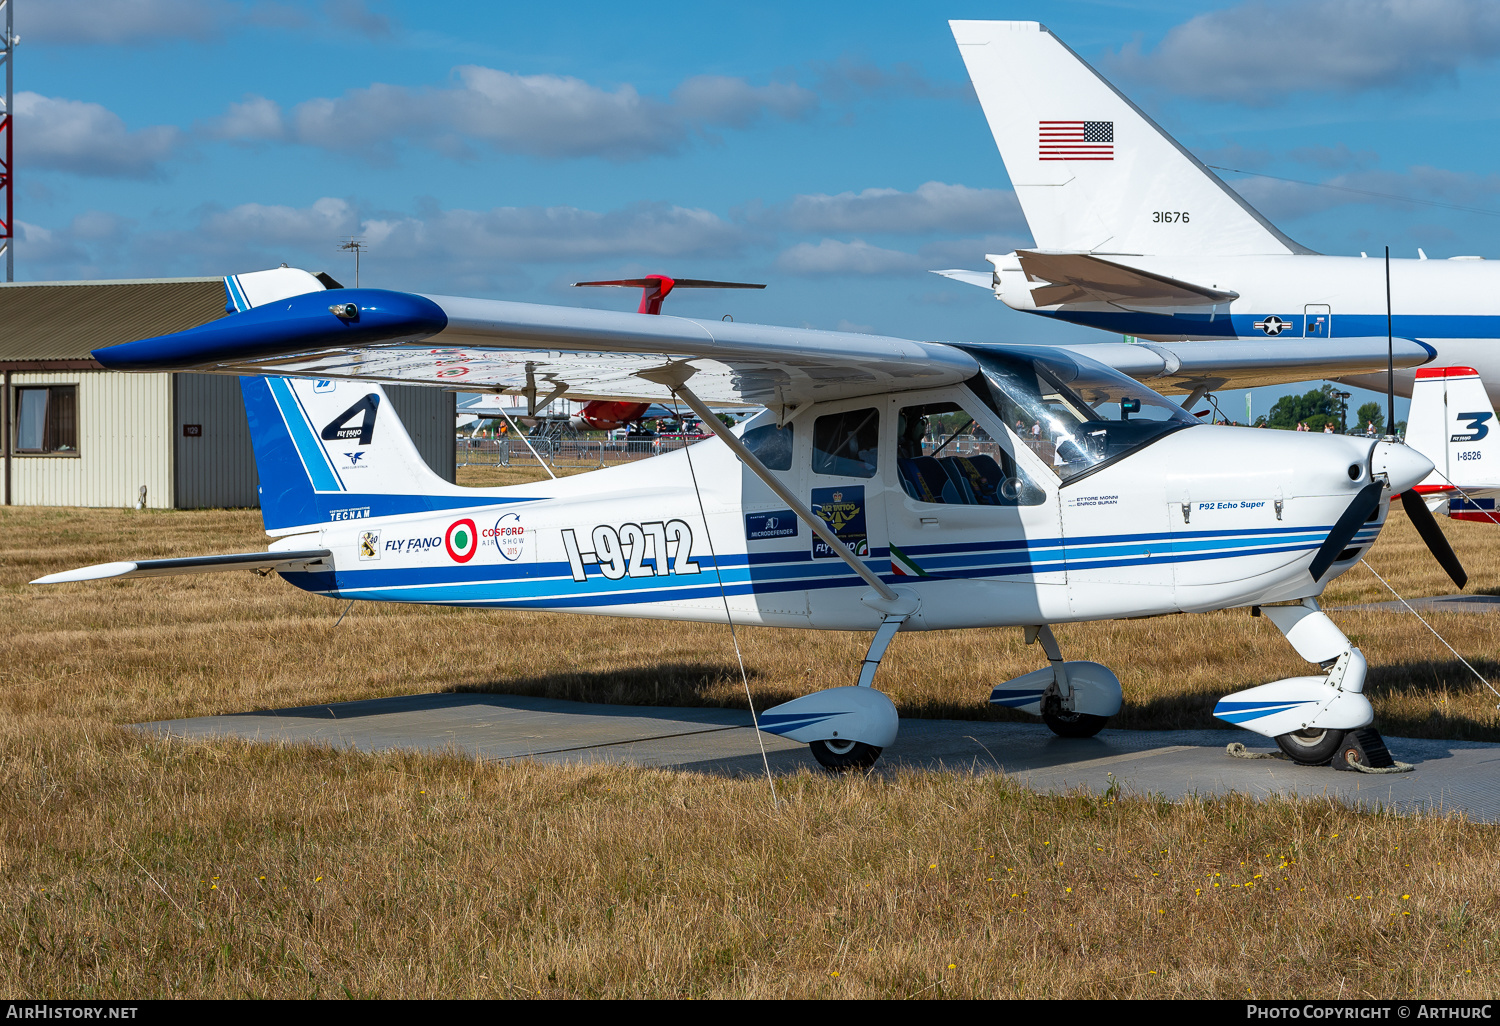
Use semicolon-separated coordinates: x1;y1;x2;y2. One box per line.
93;288;448;370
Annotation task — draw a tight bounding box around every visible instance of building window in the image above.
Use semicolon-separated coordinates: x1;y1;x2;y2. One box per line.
14;386;79;455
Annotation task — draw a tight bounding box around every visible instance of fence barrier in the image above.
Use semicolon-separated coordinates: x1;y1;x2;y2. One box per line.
456;435;710;471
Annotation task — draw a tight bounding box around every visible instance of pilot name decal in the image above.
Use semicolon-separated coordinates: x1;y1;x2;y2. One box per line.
745;510;797;540
1067;494;1118;508
561;521;700;582
812;487;868;559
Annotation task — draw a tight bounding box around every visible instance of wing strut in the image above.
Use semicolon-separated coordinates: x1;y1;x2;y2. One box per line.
661;373;902;605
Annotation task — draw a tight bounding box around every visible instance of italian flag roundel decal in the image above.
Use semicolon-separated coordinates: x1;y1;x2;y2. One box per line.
445;519;478;563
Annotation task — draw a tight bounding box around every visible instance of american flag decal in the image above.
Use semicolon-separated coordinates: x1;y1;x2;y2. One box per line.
1039;121;1114;161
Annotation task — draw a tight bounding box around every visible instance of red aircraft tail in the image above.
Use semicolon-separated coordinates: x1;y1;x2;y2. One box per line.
572;274;765;315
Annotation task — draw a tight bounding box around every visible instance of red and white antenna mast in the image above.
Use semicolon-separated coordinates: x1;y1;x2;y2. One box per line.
0;0;12;281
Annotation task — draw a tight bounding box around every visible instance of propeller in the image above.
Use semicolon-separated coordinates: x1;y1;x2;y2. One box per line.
1400;489;1469;589
1309;482;1384;582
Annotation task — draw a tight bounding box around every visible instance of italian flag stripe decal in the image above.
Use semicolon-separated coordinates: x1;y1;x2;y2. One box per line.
890;543;929;577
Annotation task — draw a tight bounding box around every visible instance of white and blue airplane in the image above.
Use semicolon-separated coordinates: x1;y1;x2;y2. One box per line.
938;20;1500;405
32;267;1464;771
1404;365;1500;525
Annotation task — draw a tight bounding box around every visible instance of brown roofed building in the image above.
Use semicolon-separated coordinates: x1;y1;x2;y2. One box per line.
0;276;454;508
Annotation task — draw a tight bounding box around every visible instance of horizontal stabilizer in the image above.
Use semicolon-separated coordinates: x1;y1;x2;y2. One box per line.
928;269;995;289
1018;250;1239;308
572;278;765;290
32;549;331;584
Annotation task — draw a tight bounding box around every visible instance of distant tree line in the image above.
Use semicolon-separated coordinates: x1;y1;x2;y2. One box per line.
1260;384;1402;435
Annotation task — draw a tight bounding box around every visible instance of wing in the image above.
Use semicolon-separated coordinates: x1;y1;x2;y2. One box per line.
1054;337;1434;395
93;280;979;407
33;549;331;584
89;267;1431;405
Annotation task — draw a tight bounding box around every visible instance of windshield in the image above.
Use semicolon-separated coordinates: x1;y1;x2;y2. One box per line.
963;345;1197;482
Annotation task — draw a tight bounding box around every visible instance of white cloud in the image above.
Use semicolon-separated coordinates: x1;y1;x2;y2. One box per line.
23;0;389;44
15;92;179;178
1289;143;1380;171
225;66;819;162
776;239;923;276
670;76;817;127
198;197;360;248
200;94;285;141
1227;165;1500;222
1108;0;1500;103
22;0;235;44
772;182;1024;235
63;196;751;291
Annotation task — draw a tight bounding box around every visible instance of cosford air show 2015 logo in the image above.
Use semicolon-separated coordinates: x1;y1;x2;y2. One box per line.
486;513;526;561
445;519;478;563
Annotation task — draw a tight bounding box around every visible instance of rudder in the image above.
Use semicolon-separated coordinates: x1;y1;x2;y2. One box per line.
949;20;1310;258
1407;366;1500;521
241;376;477;535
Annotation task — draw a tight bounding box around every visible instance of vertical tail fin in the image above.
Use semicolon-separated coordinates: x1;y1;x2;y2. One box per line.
949;20;1311;257
222;266;329;312
1406;366;1500;522
242;376;476;534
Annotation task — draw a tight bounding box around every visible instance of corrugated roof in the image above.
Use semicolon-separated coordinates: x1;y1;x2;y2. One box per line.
0;277;227;361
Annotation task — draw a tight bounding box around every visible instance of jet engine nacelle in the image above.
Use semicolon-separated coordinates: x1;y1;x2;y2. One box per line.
986;252;1038;312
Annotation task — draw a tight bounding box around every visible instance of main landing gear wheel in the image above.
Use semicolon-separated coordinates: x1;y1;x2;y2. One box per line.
1275;728;1348;766
809;738;883;772
1041;697;1108;739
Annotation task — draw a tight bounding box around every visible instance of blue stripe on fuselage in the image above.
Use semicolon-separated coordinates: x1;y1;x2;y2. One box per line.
284;521;1375;608
1029;307;1481;344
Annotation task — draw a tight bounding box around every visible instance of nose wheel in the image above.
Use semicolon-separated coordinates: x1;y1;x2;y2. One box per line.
1042;695;1109;738
809;738;883;771
1275;728;1348;765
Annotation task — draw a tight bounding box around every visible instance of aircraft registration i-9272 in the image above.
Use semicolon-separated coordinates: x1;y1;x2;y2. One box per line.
35;268;1466;770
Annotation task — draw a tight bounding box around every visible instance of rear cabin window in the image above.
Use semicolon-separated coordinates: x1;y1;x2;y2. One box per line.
812;408;879;478
740;422;794;471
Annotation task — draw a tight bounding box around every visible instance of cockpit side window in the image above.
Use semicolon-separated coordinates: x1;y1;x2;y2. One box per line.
812;408;879;478
966;348;1195;482
896;400;1045;506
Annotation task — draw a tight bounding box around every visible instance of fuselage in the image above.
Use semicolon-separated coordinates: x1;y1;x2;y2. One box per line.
996;253;1500;402
274;388;1393;632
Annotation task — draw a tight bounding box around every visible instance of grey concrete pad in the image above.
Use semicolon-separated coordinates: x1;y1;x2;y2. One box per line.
1338;594;1500;614
136;693;1500;822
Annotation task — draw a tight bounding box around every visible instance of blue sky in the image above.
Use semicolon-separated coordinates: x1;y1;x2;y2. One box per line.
17;0;1500;420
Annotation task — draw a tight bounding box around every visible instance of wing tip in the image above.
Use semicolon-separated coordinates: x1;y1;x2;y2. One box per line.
32;561;140;585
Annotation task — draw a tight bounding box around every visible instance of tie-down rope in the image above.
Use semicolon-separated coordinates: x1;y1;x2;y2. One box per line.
675;393;779;809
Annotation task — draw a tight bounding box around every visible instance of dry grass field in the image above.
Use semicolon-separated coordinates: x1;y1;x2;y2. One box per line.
1;470;1498;998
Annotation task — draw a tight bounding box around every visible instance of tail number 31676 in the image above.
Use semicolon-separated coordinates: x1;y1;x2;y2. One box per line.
561;521;700;582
